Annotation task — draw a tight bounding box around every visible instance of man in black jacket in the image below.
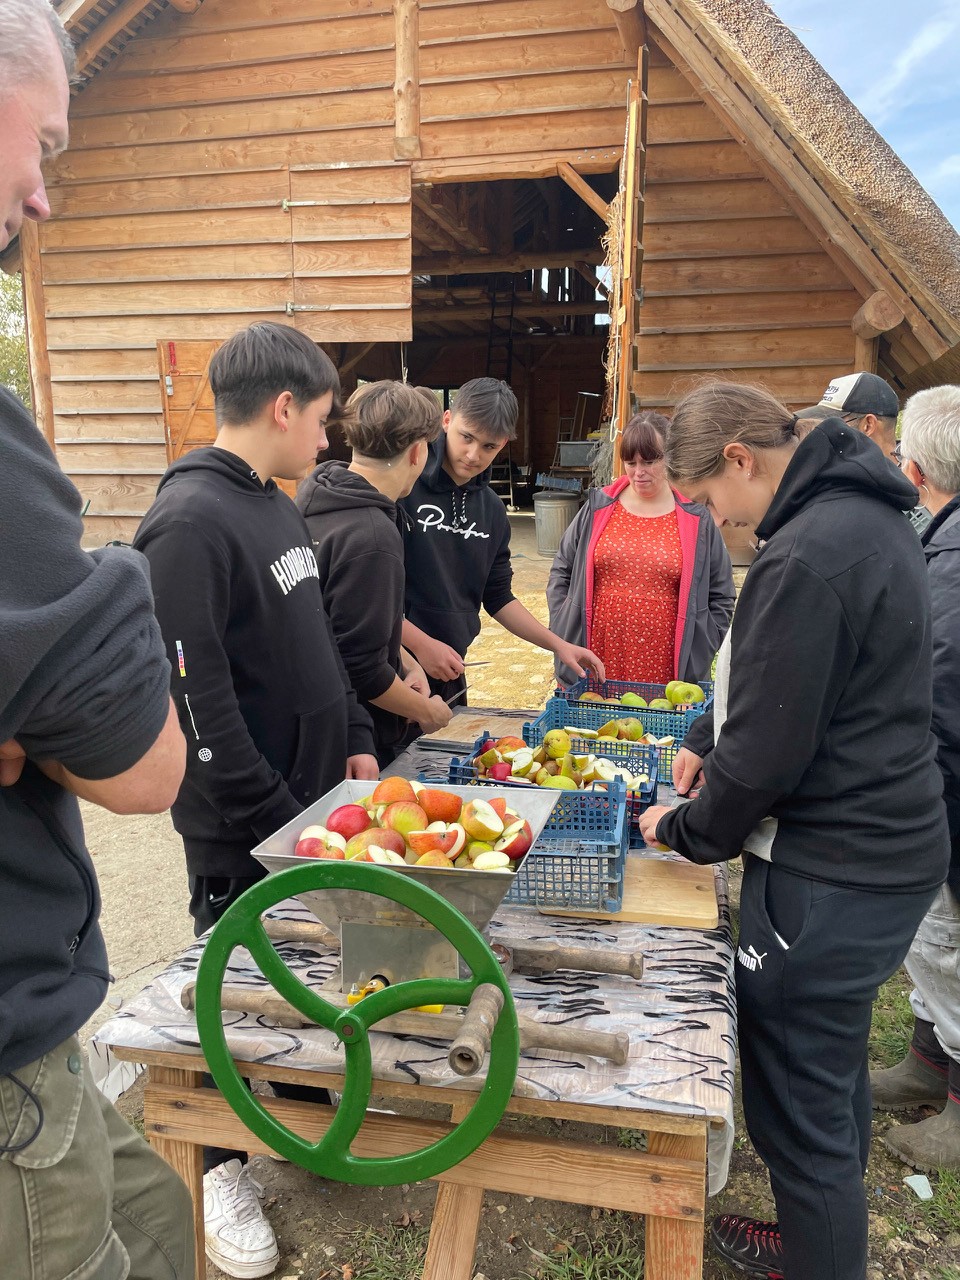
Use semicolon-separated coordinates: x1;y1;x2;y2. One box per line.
135;323;378;1278
872;385;960;1172
399;378;603;704
1;4;192;1277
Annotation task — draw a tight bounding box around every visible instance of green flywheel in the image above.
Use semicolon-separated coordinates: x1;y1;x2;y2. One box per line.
194;862;519;1185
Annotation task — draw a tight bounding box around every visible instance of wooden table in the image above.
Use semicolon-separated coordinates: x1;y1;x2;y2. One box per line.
95;883;734;1280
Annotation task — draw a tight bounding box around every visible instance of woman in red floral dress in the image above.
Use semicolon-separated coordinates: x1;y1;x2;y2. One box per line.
547;412;735;686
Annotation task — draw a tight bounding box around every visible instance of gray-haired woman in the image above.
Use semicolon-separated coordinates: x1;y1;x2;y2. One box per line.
872;385;960;1171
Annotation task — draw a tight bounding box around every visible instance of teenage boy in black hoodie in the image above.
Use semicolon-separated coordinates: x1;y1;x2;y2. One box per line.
399;377;604;704
135;323;377;1279
297;381;452;762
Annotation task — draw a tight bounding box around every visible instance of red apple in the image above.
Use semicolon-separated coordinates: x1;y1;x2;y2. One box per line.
494;818;533;860
488;762;512;782
372;776;417;805
381;801;429;840
295;826;346;858
406;822;467;859
294;837;326;858
325;804;371;840
418;787;463;824
345;827;405;860
487;796;508;822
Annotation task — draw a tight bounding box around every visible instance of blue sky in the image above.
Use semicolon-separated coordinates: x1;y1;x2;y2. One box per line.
770;0;960;230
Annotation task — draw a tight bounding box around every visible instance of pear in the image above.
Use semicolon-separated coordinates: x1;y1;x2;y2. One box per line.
598;720;621;739
648;698;674;712
579;691;604;702
619;718;645;742
543;728;572;760
539;775;578;791
565;724;598;740
534;767;552;785
559;754;583;787
620;691;647;707
531;744;547;765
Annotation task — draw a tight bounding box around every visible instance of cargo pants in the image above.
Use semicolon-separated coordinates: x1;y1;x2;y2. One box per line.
0;1035;195;1280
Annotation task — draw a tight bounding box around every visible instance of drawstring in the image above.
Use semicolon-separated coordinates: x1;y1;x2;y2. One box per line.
0;1072;44;1153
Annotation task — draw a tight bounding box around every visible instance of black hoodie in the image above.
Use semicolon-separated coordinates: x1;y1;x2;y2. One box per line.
134;448;375;878
398;435;516;656
296;461;406;753
660;418;950;893
1;389;171;1072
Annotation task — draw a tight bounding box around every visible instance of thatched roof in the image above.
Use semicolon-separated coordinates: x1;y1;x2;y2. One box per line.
646;0;960;383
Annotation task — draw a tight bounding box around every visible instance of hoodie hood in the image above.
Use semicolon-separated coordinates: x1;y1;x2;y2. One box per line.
756;416;920;542
296;460;396;520
418;434;493;493
156;445;275;497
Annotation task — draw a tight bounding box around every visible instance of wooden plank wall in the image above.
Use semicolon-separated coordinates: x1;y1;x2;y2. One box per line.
634;41;860;413
40;0;633;546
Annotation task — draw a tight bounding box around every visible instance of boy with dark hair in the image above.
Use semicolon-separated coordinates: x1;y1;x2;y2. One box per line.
135;322;378;1279
400;377;603;705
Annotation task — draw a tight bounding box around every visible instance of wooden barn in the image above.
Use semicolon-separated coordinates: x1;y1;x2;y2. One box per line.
6;0;960;547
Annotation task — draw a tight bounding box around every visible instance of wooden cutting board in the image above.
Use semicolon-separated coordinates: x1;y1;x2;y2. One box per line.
541;853;719;929
417;708;534;751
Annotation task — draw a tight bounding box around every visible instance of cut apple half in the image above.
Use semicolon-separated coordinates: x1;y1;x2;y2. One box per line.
406;822;466;858
367;846;407;866
461;799;505;841
566;725;598;739
472;850;512;872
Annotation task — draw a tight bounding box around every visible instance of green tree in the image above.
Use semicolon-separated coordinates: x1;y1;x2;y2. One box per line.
0;270;31;408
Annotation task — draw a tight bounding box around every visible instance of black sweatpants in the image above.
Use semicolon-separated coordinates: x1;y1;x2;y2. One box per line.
189;874;332;1173
736;855;937;1280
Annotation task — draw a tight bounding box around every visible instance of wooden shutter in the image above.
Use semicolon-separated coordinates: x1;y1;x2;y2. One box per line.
156;338;298;498
611;49;648;476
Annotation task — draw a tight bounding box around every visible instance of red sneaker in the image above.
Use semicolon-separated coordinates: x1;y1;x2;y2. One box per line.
710;1214;785;1278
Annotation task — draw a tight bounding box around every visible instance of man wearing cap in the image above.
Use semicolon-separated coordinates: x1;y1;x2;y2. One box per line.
811;371;931;535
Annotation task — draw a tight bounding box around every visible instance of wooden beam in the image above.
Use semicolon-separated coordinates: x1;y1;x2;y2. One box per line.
851;290;906;339
58;0;106;26
414;248;603;275
394;0;421;160
74;0;156;73
558;162;610;222
414;301;606;323
607;0;646;57
413;149;622;185
413;190;490;254
20;220;55;450
167;0;201;10
338;342;378;378
575;261;611;299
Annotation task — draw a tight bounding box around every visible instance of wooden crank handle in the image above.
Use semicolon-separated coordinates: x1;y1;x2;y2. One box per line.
510;943;643;981
181;980;309;1028
261;918;338;948
447;982;504;1078
518;1020;630;1066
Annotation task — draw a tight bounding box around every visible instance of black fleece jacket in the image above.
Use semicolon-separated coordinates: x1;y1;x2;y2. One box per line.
135;448;374;878
1;389;170;1072
660;418;949;893
297;461;406;752
398;436;516;656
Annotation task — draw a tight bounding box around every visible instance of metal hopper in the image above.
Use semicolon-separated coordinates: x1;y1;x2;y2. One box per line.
252;781;559;987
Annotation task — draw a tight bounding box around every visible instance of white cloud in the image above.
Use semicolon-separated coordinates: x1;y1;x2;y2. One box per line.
857;13;960;122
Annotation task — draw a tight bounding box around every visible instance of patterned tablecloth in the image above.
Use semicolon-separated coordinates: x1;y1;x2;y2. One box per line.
92;860;736;1193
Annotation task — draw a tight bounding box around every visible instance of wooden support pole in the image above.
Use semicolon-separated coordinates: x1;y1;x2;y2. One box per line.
851;290;906;340
147;1065;205;1279
394;0;421;160
19;220;54;450
607;0;647;57
854;335;879;374
558;163;610;222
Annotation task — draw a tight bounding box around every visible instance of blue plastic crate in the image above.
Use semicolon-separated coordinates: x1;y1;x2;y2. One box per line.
507;780;628;913
445;731;658;834
536;680;713;772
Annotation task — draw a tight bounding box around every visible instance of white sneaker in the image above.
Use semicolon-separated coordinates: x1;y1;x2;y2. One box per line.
203;1159;279;1278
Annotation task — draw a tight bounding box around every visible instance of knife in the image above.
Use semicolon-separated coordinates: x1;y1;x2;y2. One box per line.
444;683;472;706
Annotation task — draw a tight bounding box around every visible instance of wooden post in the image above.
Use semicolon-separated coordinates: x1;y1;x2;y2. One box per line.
19;219;54;450
644;1129;706;1280
394;0;421;160
607;0;646;57
147;1065;206;1279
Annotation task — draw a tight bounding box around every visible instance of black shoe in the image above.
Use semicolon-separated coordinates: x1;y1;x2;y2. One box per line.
710;1214;785;1278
